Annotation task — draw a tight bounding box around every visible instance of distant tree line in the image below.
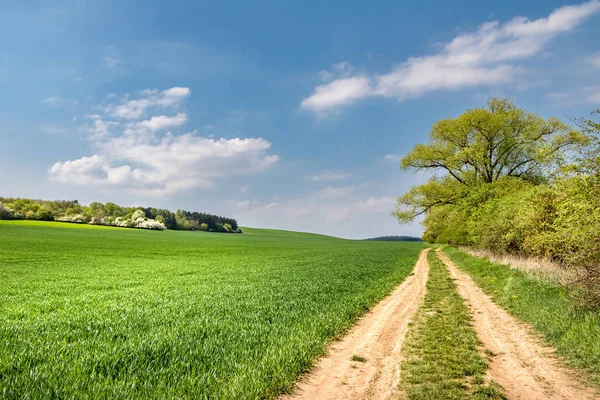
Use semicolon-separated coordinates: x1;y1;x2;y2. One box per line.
394;99;599;308
0;197;241;233
365;236;423;242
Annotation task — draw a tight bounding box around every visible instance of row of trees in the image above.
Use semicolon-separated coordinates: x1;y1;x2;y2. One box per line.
365;236;423;242
395;99;599;308
0;198;241;233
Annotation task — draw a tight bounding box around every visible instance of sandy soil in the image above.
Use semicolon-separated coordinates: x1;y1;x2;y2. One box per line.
281;249;430;400
437;250;599;400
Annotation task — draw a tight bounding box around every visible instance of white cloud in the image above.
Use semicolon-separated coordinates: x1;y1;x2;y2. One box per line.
549;86;600;105
80;115;119;141
240;184;249;194
233;188;409;236
104;56;118;68
312;185;356;198
41;96;78;107
356;196;395;211
301;1;600;113
49;88;279;196
307;170;353;181
301;76;373;112
237;200;251;208
50;135;279;196
106;87;191;119
384;154;402;162
126;113;188;133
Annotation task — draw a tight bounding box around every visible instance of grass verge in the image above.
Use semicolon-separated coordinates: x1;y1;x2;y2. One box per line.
399;250;505;399
442;246;600;388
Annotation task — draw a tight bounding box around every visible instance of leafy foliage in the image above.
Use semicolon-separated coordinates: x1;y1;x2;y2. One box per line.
395;100;600;308
0;197;240;233
365;236;423;242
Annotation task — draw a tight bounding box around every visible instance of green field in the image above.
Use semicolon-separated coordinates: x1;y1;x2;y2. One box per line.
0;221;424;399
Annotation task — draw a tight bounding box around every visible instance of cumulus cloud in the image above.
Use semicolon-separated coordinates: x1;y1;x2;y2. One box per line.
106;87;191;119
125;113;188;134
301;1;600;113
307;170;353;181
49;88;279;196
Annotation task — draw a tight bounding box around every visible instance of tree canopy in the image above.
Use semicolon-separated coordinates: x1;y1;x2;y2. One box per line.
393;102;600;308
394;98;588;223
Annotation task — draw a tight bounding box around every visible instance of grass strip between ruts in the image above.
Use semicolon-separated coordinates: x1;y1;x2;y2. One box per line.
399;250;505;399
442;246;600;389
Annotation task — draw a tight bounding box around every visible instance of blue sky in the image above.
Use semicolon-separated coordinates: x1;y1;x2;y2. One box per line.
1;0;599;238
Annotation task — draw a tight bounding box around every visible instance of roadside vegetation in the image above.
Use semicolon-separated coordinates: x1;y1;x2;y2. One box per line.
400;250;504;399
442;246;600;387
0;220;424;399
0;197;240;233
394;100;600;309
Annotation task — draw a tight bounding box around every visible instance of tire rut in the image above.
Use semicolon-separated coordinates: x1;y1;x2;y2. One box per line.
281;248;430;400
437;249;598;400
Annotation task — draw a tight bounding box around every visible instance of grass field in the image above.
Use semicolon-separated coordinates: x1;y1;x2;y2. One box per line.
400;250;504;399
442;246;600;387
0;220;424;399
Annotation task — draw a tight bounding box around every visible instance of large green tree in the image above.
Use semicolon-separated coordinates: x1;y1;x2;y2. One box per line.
394;98;588;224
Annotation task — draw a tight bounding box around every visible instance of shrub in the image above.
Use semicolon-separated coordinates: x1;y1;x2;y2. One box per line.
0;203;16;220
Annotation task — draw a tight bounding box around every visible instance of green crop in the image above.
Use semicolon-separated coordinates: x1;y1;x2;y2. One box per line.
0;221;424;399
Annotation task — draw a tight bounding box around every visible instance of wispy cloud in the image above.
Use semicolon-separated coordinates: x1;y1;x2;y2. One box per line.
306;170;353;181
301;1;600;114
105;87;191;119
39;125;70;135
312;185;356;198
549;86;600;105
41;96;78;107
104;56;119;68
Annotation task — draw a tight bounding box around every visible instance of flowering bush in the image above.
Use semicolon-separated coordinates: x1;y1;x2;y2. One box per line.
92;209;166;230
56;214;90;223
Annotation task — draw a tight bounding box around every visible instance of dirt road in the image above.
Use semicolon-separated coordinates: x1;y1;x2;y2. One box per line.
437;250;598;400
282;249;430;400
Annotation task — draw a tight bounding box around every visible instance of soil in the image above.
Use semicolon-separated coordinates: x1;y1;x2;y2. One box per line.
437;250;598;400
281;249;430;400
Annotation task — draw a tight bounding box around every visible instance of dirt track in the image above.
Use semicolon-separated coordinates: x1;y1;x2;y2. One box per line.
437;250;598;400
282;249;430;400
